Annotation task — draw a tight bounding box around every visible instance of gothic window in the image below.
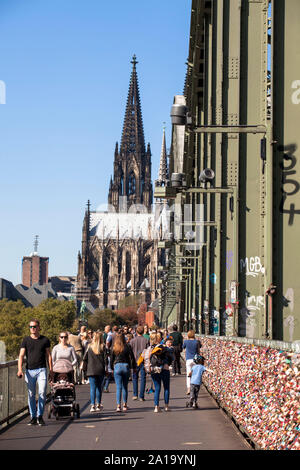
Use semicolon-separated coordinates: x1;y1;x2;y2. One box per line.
120;173;124;195
126;252;131;286
129;138;135;153
128;172;136;195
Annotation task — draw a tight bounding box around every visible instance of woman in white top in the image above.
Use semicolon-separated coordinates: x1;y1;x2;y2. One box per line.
52;332;77;383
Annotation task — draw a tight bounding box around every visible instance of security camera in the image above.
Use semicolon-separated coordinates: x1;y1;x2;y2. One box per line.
199;169;215;184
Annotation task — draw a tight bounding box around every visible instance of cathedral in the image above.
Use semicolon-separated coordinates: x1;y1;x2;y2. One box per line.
76;56;169;309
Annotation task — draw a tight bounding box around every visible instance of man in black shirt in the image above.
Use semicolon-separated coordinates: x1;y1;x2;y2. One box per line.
169;324;183;375
17;319;53;426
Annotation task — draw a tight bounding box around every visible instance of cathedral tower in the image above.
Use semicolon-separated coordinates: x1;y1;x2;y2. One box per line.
108;55;153;213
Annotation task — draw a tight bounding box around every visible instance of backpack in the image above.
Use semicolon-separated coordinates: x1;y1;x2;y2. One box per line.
150;345;165;372
141;344;165;374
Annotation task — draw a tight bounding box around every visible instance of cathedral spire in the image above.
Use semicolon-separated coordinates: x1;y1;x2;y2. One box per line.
108;56;153;213
120;55;145;155
158;124;169;183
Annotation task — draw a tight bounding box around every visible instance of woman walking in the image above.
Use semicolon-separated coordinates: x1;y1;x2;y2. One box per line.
139;333;173;413
183;330;202;395
82;332;107;412
52;332;77;383
110;333;137;412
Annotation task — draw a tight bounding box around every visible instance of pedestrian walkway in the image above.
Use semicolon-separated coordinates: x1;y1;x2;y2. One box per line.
0;374;250;451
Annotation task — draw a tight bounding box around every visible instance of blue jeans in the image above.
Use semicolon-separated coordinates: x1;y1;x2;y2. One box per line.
114;363;130;405
132;363;146;399
102;374;111;391
25;368;47;418
88;375;104;405
151;370;170;406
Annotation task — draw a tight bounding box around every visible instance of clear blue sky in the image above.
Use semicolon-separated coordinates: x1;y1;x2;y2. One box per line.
0;0;191;285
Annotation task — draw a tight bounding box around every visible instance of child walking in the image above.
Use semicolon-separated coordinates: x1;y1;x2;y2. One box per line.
186;354;213;409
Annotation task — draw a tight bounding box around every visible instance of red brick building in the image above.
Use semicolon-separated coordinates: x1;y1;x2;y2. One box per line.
22;255;49;287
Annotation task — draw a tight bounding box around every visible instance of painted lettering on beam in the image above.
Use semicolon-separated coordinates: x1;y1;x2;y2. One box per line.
240;257;265;277
291;80;300;105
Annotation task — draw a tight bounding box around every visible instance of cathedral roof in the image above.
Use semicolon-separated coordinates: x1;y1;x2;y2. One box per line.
89;210;169;241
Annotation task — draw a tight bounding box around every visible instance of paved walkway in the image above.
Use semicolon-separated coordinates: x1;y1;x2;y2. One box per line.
0;374;250;451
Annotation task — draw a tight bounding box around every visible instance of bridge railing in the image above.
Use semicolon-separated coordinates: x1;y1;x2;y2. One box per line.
197;335;300;353
195;335;300;450
0;361;29;428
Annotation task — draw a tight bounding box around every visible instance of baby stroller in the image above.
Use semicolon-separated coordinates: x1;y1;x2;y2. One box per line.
48;359;80;420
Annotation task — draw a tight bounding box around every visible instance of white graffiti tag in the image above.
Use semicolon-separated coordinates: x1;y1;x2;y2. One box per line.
291;80;300;105
240;257;265;277
246;295;265;312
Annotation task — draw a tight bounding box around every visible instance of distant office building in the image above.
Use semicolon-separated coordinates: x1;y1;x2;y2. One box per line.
22;255;49;287
48;276;76;297
22;236;49;287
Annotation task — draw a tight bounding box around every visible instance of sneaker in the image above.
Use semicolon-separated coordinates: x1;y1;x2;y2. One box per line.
171;373;176;377
132;396;138;400
96;404;103;411
193;402;199;409
28;417;37;426
123;404;128;412
154;406;160;413
116;405;121;412
139;397;145;402
90;405;96;412
164;405;171;411
37;416;45;426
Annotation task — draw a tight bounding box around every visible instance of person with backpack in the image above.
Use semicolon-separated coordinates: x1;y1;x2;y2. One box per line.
138;332;173;413
129;326;149;401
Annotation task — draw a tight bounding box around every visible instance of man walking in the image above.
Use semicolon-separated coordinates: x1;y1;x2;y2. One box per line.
130;326;149;401
169;324;183;376
17;319;53;426
102;325;113;393
103;325;111;343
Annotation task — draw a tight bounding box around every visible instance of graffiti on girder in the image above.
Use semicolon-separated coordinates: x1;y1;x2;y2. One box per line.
279;144;300;226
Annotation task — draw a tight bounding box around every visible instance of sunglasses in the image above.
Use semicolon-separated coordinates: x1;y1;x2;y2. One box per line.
60;336;68;339
29;325;38;329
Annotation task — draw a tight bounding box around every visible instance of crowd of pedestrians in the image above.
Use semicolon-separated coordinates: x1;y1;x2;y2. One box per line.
17;320;210;426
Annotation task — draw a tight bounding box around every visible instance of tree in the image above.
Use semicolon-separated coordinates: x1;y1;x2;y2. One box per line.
86;308;120;331
137;303;147;325
33;299;77;347
0;299;31;360
0;298;76;360
116;306;138;327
